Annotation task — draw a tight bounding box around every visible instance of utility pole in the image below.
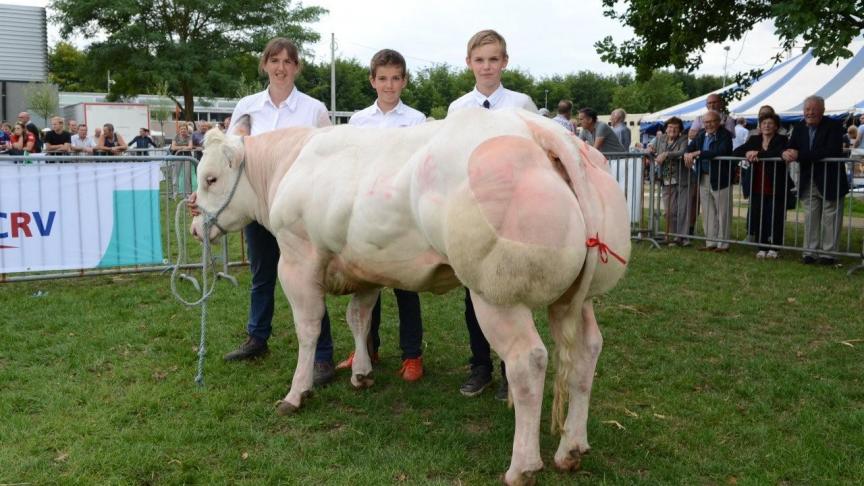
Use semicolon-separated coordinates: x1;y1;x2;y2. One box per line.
721;46;731;87
544;89;549;110
330;33;336;124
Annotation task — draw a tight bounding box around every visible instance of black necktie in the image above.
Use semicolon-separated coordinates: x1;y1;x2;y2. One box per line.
482;99;491;109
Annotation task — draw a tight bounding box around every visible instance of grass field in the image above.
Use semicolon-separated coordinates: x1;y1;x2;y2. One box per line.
2;243;863;484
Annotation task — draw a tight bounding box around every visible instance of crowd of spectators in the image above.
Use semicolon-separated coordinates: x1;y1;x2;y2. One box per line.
529;94;861;264
0;111;229;160
645;95;856;265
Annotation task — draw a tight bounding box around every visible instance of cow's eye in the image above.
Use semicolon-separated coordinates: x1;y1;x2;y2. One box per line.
206;176;217;187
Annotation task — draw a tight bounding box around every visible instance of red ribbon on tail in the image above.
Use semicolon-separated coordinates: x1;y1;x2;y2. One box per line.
585;233;627;265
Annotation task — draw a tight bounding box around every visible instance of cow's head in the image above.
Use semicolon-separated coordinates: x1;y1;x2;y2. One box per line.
190;116;256;242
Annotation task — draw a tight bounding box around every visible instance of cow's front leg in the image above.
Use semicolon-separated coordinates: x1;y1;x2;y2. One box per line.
470;290;546;486
275;256;326;415
346;289;380;389
549;300;602;471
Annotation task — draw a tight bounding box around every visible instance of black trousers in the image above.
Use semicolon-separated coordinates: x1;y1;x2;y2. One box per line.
748;191;786;250
370;289;423;360
464;289;506;376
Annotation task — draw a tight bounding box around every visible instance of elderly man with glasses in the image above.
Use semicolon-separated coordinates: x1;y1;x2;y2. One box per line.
684;110;735;251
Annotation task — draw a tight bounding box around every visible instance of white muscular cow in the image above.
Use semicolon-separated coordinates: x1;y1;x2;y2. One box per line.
191;107;630;485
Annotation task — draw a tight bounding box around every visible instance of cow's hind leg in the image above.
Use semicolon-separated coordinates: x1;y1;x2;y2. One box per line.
346;289;380;389
470;290;546;486
275;257;327;415
549;300;602;471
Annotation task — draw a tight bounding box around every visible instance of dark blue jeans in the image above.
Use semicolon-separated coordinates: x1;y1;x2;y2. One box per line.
465;288;505;375
245;222;331;353
315;288;424;361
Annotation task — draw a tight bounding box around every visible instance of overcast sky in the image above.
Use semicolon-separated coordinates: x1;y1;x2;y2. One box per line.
17;0;795;79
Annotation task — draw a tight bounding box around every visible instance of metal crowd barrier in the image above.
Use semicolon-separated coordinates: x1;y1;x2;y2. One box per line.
0;153;247;283
605;151;661;247
605;150;864;273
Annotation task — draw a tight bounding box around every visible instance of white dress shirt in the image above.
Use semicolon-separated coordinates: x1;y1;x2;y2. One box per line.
70;134;96;150
733;124;749;149
349;100;426;128
229;86;330;135
447;84;538;114
552;114;576;133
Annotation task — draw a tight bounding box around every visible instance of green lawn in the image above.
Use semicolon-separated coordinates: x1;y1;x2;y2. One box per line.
2;243;863;484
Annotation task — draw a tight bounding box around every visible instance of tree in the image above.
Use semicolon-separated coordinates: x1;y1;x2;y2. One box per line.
50;0;326;120
595;0;864;92
48;41;103;92
25;83;59;126
403;64;472;117
150;81;172;147
558;71;627;114
296;58;376;112
611;71;688;113
669;71;723;100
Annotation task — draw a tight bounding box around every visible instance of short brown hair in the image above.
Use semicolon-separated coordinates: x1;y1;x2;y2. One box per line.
369;49;407;79
758;113;780;127
557;100;573;115
665;117;683;130
466;29;508;58
259;37;301;74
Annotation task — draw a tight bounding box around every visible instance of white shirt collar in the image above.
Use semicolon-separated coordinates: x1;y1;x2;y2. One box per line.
471;84;506;108
374;99;407;116
256;85;299;112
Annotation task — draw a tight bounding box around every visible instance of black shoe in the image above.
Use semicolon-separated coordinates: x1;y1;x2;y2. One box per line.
495;378;509;402
223;336;268;361
460;365;492;397
313;361;335;388
818;256;837;266
801;255;816;265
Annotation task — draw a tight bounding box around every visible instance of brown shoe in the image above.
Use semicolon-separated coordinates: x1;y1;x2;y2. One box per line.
223;336;268;361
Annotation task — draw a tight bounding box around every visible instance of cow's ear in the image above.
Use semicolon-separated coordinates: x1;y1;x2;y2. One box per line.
229;115;251;137
222;141;244;169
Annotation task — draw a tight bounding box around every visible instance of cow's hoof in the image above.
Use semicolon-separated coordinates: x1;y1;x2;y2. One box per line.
554;447;587;472
351;373;375;389
276;400;299;415
502;468;540;486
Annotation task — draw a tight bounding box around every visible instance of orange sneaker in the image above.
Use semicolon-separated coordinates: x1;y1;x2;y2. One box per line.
335;351;380;370
400;357;424;382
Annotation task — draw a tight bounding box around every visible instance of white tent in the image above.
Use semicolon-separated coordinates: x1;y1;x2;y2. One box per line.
641;39;864;127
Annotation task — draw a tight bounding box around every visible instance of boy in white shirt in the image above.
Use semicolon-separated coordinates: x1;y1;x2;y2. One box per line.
448;30;537;114
447;29;538;401
319;49;427;382
348;50;425;128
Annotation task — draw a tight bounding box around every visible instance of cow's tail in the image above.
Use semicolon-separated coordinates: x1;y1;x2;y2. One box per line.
521;116;602;434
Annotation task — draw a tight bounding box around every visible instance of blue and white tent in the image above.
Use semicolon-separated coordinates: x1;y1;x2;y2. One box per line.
641;39;864;130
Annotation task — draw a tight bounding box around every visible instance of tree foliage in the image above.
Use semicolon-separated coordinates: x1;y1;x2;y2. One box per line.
48;41;103;92
595;0;864;88
25;83;60;125
47;40;729;119
50;0;326;120
612;71;688;113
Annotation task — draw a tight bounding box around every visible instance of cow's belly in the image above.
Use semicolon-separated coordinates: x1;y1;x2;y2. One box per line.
273;162;459;294
323;246;459;295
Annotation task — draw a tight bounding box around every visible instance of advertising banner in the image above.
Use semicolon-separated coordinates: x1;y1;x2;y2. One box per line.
0;162;163;274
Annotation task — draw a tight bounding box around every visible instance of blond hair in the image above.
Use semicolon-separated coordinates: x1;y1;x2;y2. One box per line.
466;29;508;58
